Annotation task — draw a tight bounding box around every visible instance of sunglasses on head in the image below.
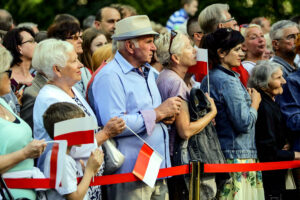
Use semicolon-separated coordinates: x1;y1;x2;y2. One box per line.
168;30;178;56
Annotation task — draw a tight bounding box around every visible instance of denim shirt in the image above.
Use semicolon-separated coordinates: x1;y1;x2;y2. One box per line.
278;69;300;151
200;65;257;159
271;56;298;79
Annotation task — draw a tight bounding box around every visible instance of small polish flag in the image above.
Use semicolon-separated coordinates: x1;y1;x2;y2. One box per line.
132;143;163;188
187;47;209;82
54;116;97;146
49;140;67;189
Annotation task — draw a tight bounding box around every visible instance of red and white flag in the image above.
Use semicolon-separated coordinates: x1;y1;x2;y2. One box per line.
187;47;208;82
132;143;163;188
49;140;67;189
54;116;97;146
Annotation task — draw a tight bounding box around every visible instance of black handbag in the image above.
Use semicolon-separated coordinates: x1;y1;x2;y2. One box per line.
187;88;225;164
173;88;225;165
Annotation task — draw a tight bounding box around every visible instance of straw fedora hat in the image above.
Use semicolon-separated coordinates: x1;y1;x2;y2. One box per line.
112;15;158;41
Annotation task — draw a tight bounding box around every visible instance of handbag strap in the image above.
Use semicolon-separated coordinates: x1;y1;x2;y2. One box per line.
0;175;14;200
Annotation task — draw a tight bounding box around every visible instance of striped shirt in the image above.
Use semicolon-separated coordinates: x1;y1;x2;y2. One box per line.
166;8;188;31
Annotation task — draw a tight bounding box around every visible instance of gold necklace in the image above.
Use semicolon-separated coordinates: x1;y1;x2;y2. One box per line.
0;105;10;120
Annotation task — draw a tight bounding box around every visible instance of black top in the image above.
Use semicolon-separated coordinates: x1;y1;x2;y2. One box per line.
255;89;295;162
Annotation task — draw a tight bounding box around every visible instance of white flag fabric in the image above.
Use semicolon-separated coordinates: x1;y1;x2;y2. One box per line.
54;116;97;145
132;143;163;188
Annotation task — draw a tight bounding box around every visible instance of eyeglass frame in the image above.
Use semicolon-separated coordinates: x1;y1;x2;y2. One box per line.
222;17;235;24
66;33;83;41
21;38;36;44
168;30;178;56
275;33;300;41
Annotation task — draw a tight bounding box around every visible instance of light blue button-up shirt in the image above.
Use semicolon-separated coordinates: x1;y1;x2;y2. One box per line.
91;51;171;174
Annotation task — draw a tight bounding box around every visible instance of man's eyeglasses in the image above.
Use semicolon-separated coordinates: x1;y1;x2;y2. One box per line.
276;33;300;41
222;17;235;24
21;38;35;44
168;30;178;56
66;34;82;41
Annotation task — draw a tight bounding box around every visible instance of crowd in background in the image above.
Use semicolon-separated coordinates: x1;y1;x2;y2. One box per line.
0;0;300;200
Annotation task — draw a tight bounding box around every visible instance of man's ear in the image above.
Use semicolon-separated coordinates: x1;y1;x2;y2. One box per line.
218;23;224;29
272;40;279;52
94;20;101;29
124;40;135;54
193;32;203;42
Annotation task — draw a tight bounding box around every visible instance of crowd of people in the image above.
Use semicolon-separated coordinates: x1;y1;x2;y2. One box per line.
0;0;300;200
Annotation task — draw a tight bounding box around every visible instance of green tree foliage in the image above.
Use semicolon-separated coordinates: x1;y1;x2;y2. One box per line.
0;0;299;30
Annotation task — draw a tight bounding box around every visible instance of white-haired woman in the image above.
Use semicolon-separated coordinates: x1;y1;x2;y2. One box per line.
0;46;46;199
155;31;221;199
241;24;266;75
32;39;125;199
248;60;300;200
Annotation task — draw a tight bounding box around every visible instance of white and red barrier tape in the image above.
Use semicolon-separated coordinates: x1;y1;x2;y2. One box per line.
4;160;300;189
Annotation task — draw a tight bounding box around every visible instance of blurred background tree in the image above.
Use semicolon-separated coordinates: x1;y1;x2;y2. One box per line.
0;0;299;30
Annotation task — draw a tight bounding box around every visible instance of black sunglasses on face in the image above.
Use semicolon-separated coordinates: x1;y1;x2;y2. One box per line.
6;69;12;78
1;70;12;78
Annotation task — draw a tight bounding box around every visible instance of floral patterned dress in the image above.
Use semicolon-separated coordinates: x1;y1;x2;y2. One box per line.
218;159;265;200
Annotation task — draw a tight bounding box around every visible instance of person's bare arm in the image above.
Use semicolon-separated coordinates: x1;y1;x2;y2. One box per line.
95;117;125;146
65;149;103;200
0;139;46;174
175;94;217;140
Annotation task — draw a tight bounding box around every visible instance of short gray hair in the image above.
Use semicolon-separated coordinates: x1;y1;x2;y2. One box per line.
248;60;282;89
0;46;12;73
32;39;74;80
269;20;298;40
17;22;38;29
198;3;229;34
154;32;187;67
116;38;139;51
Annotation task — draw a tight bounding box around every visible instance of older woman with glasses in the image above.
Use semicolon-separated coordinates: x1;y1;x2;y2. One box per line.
0;46;46;199
248;60;300;200
32;39;125;200
155;30;222;199
200;28;264;200
47;21;91;98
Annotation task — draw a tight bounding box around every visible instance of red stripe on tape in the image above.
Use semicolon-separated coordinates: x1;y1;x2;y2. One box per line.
5;160;300;189
204;160;300;173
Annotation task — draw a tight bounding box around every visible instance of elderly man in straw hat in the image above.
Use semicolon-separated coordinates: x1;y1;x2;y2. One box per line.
91;15;182;199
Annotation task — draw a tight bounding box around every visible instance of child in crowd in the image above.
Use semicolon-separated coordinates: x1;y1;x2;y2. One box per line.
42;102;103;200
